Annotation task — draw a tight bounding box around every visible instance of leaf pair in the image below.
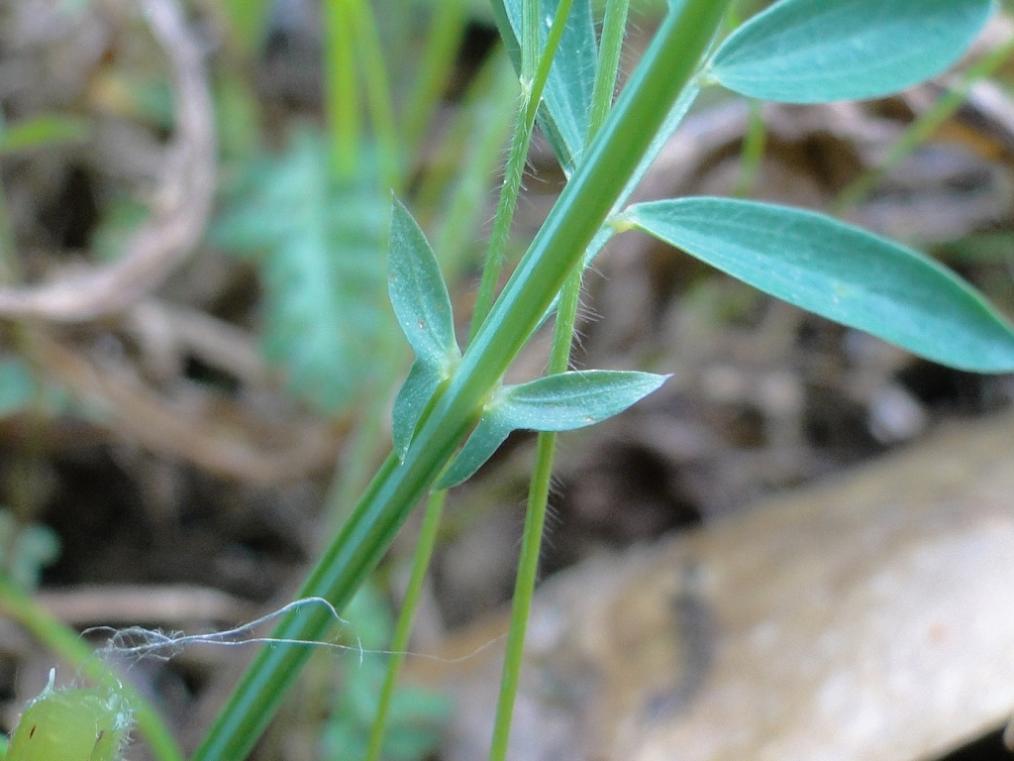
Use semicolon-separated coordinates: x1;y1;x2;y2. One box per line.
387;201;668;482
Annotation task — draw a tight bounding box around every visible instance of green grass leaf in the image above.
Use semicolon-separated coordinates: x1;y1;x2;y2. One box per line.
620;197;1014;372
498;0;597;170
710;0;993;103
0;114;89;155
440;370;668;487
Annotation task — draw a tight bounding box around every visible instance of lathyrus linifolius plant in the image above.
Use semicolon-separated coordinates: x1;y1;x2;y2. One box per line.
7;2;1012;760
191;1;1014;759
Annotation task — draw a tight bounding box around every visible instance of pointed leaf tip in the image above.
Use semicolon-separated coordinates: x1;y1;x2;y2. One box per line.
623;197;1014;372
439;370;669;488
388;198;460;369
388;199;461;457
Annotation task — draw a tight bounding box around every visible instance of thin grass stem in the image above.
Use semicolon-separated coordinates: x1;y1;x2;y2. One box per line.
488;3;634;750
487;265;581;761
469;0;575;340
323;0;360;177
364;2;568;750
588;0;630;139
192;6;732;757
404;0;470;156
347;0;401;191
362;489;446;761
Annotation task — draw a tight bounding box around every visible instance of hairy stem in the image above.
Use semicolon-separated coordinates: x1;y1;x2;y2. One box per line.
363;489;446;761
487;266;581;761
588;0;630;138
470;0;575;340
367;2;571;749
192;4;732;758
488;3;634;749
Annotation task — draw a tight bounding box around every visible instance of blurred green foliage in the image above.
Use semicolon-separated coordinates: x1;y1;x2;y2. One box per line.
212;129;398;414
321;585;449;761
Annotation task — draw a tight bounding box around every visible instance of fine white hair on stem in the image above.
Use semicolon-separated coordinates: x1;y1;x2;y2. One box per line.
81;596;505;666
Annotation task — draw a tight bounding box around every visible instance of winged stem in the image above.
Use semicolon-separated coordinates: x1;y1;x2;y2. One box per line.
191;4;732;758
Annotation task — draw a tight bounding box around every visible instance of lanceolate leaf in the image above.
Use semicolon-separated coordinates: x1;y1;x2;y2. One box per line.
495;0;597;170
388;199;460;459
710;0;993;103
619;197;1014;372
388;199;459;367
439;370;668;487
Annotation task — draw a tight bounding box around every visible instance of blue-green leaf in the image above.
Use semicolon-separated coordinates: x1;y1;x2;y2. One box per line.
710;0;993;103
388;199;459;368
619;197;1014;372
439;370;668;487
497;0;597;170
388;199;460;459
391;360;442;461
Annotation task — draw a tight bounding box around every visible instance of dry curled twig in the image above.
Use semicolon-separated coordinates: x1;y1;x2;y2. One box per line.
0;0;215;321
27;331;341;484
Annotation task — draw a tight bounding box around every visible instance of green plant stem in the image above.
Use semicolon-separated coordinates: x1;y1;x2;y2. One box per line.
325;391;394;535
520;0;539;83
835;34;1014;211
734;100;766;196
362;3;574;746
324;0;360;177
430;54;518;282
588;0;630;138
0;576;183;761
192;5;731;758
362;489;446;761
0;732;7;758
222;0;270;56
0;180;15;280
469;0;575;341
347;0;401;191
487;266;581;761
404;0;470;156
365;2;571;747
488;4;636;750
